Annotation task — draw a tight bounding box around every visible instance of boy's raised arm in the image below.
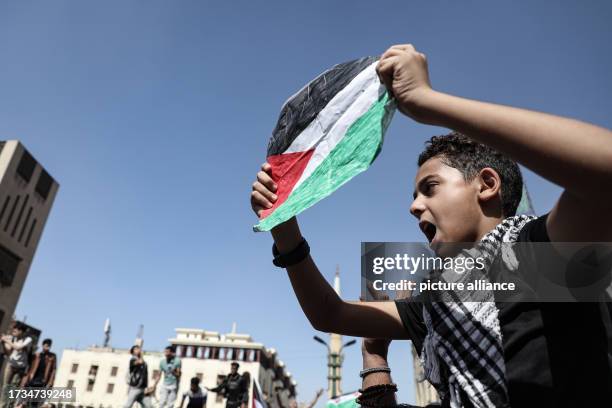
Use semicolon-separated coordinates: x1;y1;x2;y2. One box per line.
251;164;409;339
378;44;612;242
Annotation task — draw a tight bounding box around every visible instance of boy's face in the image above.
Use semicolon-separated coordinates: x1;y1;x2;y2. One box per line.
411;157;483;248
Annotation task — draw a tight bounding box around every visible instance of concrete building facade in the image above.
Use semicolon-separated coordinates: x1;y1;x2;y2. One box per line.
0;140;59;335
54;328;296;408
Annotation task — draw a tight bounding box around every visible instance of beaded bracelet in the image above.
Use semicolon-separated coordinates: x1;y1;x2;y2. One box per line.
359;366;391;378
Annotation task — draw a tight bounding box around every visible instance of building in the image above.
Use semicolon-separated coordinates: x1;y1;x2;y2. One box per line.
0;140;59;335
54;327;297;408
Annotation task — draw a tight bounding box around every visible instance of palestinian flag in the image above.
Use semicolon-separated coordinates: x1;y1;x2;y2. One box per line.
254;56;396;232
325;392;360;408
251;378;268;408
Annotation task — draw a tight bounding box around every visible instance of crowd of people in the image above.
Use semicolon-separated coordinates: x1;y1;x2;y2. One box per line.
0;322;56;408
124;345;250;408
251;43;612;407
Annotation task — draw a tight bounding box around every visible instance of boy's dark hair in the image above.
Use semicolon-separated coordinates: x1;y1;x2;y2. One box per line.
231;361;240;368
130;345;140;354
165;345;176;352
13;322;26;332
42;338;52;346
418;132;523;217
191;377;200;385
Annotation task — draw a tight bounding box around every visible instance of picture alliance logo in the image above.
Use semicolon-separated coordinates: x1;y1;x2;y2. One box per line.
371;253;486;275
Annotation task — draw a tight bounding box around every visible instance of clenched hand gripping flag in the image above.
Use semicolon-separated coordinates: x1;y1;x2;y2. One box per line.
254;56;396;232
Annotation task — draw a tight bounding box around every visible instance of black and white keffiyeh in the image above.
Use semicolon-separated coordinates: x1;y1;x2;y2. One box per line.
421;215;536;408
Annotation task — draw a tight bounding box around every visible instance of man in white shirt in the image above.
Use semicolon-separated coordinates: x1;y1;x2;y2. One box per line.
0;322;32;408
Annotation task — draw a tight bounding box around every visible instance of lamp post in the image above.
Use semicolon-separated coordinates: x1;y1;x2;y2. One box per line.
313;336;356;398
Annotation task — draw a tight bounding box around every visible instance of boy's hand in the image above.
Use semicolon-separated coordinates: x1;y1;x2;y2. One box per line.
251;162;278;217
377;44;433;121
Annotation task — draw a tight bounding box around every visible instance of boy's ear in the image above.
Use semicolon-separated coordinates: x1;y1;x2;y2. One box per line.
477;167;501;203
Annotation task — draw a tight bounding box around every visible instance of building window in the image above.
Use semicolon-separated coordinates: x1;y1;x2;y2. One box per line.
18;207;33;243
25;218;37;248
67;380;74;389
0;196;10;224
16;149;36;183
110;366;118;377
71;363;79;374
106;383;114;394
0;244;21;288
4;195;20;232
10;194;29;238
35;169;53;200
87;365;98;391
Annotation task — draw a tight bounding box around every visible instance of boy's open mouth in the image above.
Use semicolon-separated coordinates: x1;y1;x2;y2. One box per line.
419;220;437;243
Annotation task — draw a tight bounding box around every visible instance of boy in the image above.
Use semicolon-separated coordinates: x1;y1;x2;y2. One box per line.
0;323;32;408
25;338;56;389
124;345;153;408
153;345;181;408
181;377;207;408
250;44;612;406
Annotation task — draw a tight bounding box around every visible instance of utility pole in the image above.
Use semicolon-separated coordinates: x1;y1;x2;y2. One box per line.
313;266;356;399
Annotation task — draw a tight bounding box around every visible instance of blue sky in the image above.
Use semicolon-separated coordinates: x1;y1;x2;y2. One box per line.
2;1;611;405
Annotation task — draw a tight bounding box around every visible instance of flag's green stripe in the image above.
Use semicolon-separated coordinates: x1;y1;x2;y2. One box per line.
254;92;394;232
326;395;359;408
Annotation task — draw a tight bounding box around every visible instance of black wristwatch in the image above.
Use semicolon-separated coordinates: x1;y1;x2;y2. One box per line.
272;238;310;268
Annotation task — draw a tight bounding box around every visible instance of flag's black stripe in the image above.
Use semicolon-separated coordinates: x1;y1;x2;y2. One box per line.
267;56;378;156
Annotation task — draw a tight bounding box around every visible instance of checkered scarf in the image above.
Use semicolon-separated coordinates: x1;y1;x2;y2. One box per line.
421;215;536;408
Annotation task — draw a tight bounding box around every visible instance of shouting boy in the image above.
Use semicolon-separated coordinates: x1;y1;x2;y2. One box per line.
250;44;612;407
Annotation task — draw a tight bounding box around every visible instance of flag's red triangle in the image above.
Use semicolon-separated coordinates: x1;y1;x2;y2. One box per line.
259;149;315;219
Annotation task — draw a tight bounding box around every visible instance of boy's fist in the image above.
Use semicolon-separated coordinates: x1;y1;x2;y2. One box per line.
251;162;277;217
377;44;432;120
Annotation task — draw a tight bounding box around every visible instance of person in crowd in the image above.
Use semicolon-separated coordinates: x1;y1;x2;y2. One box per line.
25;338;56;389
207;362;245;408
21;338;57;408
181;377;207;408
239;371;250;408
0;322;32;408
152;345;181;408
123;345;153;408
251;42;612;406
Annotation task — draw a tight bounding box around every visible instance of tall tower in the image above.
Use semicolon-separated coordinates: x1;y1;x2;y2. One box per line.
0;141;59;335
328;265;343;398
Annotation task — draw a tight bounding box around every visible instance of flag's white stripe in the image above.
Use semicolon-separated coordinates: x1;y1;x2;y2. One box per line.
285;61;379;153
285;62;384;191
